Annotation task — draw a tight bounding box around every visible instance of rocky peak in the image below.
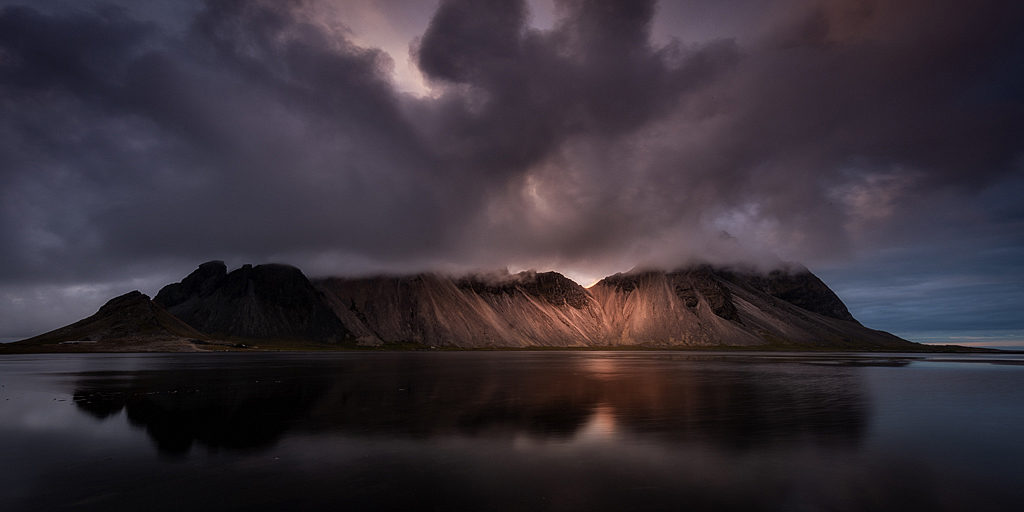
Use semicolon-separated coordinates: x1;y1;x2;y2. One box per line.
154;260;228;308
95;290;155;318
154;261;351;342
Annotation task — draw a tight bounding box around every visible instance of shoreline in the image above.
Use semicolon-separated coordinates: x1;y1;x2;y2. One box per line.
0;339;1016;355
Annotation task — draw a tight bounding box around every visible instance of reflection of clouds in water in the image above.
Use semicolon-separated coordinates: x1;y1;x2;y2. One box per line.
0;383;134;441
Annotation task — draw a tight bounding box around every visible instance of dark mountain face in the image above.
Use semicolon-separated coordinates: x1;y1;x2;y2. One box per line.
720;266;858;323
151;261;228;308
154;261;350;343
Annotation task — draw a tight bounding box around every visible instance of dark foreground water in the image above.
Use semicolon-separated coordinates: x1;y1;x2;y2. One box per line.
1;352;1022;511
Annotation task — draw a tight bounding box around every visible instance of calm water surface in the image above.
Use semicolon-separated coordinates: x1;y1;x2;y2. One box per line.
1;351;1022;511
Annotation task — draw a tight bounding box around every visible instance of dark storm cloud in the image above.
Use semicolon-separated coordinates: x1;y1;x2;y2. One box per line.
407;0;741;265
414;0;732;170
0;0;742;283
1;0;1023;337
1;0;449;283
624;0;1024;262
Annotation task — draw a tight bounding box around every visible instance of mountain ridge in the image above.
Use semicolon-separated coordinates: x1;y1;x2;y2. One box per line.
5;260;931;351
313;264;912;349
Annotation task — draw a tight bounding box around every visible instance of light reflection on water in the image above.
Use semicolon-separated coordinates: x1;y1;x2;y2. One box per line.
1;351;1022;511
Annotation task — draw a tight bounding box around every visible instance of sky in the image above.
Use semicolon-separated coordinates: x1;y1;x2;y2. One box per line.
1;0;1022;346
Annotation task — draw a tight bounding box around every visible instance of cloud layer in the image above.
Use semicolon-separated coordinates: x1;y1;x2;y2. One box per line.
1;0;1023;337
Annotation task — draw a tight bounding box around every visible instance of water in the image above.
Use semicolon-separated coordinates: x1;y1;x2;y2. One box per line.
1;351;1022;511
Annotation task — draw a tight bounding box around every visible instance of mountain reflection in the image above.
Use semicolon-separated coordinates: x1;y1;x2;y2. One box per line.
71;353;867;455
73;366;333;455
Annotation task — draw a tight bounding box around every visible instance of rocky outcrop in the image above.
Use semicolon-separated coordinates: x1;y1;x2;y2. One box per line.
154;261;350;343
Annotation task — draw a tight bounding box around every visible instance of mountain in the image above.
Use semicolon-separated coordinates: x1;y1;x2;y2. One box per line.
315;270;605;347
153;261;350;343
589;265;908;349
315;264;913;349
6;260;925;351
7;291;208;352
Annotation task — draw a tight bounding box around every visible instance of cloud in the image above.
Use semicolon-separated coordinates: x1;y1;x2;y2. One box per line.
1;0;1023;335
0;0;745;279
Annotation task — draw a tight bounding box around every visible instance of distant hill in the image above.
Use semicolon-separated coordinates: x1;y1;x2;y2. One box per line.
7;291;207;352
5;260;925;351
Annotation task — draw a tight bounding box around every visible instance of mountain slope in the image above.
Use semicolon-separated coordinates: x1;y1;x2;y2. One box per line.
6;291;207;352
589;269;762;347
590;265;912;349
314;270;605;347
